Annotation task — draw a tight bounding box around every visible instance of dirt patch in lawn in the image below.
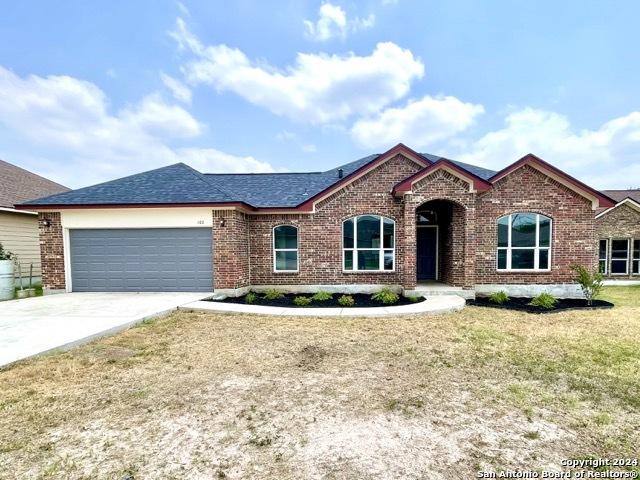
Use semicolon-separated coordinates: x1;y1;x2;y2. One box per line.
0;286;639;479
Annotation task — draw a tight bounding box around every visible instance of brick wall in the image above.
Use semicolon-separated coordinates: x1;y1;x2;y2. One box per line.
247;154;421;286
475;165;596;284
596;203;640;278
404;170;477;288
38;212;65;291
212;210;250;289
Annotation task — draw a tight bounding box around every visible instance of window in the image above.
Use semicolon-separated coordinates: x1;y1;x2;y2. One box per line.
610;239;629;274
599;239;608;274
416;209;437;225
633;240;639;275
273;225;298;272
343;215;395;271
496;213;551;271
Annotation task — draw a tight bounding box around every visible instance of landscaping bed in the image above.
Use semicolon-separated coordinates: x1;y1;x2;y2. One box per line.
210;292;424;308
469;296;614;313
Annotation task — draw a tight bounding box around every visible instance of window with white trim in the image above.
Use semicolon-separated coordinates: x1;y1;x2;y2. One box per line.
343;215;395;271
633;240;640;275
497;213;551;271
610;239;629;274
273;225;298;272
598;239;608;274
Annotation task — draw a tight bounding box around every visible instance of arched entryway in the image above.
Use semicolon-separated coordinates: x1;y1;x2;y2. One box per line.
415;199;466;286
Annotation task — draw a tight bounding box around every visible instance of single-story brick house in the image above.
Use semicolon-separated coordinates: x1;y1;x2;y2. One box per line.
595;189;640;279
18;144;617;298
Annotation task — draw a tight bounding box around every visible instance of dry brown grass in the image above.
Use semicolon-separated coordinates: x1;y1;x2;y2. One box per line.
0;286;639;479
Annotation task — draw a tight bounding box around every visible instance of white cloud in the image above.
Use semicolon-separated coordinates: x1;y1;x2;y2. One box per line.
0;66;275;187
351;94;484;149
160;72;192;103
178;147;276;173
303;3;375;41
176;1;190;16
275;130;317;153
456;107;640;189
171;19;423;124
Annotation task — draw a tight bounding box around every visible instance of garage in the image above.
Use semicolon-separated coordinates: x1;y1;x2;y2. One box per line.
69;228;213;292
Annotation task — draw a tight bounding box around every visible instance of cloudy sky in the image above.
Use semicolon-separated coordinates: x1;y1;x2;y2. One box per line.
0;0;639;189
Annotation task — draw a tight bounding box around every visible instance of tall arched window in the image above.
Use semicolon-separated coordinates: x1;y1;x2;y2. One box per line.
273;225;298;272
497;213;551;271
343;215;395;271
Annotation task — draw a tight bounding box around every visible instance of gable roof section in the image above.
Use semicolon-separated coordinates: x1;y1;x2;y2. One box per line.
595;196;640;219
392;158;493;195
489;154;616;209
0;159;69;209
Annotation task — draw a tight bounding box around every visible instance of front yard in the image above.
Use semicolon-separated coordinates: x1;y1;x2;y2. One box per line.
1;286;639;479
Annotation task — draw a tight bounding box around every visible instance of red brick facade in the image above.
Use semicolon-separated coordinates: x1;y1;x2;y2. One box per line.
36;153;607;295
38;212;65;291
475;165;597;285
596;203;640;278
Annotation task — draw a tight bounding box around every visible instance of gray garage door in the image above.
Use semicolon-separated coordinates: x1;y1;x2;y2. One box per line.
69;228;213;292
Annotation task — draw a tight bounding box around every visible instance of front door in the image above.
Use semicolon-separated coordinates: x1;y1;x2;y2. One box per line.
417;227;438;280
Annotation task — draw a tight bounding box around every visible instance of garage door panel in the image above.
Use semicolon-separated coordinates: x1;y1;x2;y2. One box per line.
69;228;213;292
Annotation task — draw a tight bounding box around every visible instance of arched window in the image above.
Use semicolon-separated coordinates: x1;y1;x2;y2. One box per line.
273;225;298;272
343;215;395;271
497;213;551;271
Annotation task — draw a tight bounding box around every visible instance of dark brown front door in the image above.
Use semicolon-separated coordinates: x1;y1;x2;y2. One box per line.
417;227;437;280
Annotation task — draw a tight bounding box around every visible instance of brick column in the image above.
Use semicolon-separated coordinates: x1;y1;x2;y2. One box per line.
402;195;417;289
212;210;251;290
38;212;65;292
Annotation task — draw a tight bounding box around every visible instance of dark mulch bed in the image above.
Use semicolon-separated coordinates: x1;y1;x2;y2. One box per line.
468;297;614;314
210;292;424;308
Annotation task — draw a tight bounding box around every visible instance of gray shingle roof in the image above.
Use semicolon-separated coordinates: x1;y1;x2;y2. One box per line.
602;189;640;204
22;163;232;206
21;152;496;208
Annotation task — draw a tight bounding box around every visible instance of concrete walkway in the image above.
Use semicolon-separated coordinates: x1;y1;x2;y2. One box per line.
181;295;465;317
0;292;208;367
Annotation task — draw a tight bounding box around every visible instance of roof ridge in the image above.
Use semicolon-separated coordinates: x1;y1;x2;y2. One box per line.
174;163;237;200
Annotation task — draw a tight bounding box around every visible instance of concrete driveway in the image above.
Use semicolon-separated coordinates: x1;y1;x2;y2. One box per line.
0;292;209;367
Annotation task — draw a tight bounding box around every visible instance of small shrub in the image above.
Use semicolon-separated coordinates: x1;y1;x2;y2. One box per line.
405;295;421;303
262;289;284;300
529;293;558;309
311;291;333;302
571;264;604;306
0;242;12;261
371;287;399;305
338;295;355;307
293;296;312;306
245;292;258;304
488;290;509;305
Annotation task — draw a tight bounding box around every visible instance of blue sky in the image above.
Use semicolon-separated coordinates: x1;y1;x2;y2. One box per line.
0;0;639;189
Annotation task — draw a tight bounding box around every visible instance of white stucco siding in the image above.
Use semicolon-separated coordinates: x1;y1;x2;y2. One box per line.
60;208;214;229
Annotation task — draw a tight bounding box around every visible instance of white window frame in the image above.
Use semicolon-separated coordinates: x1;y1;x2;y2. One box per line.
633;239;640;275
496;213;552;272
598;239;609;275
342;215;395;272
273;225;299;273
610;238;630;275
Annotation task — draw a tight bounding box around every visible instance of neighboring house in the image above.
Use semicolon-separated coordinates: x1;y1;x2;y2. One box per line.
18;144;615;298
595;189;640;279
0;159;69;285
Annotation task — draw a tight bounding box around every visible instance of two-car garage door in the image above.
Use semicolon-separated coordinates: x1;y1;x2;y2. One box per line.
69;228;213;292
